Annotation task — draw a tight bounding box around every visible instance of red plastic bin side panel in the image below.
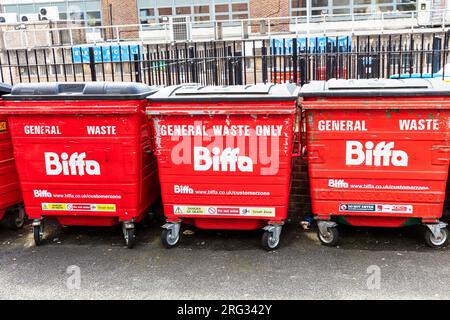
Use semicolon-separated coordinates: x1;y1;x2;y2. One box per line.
7;100;159;226
0;113;22;219
150;104;297;230
305;105;450;226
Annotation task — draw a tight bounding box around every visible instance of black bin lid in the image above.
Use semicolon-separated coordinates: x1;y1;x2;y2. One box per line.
148;83;300;102
300;78;450;97
0;83;12;96
5;82;157;100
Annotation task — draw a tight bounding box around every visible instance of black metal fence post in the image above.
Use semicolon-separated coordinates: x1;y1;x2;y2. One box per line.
189;46;198;83
89;47;97;82
134;53;141;83
292;38;298;84
262;43;268;84
226;45;233;85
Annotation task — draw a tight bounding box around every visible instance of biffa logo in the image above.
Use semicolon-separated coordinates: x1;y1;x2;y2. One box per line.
45;152;101;176
346;141;408;167
194;147;253;172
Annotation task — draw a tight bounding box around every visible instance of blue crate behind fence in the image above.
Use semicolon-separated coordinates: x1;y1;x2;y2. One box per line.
72;44;143;64
271;36;352;54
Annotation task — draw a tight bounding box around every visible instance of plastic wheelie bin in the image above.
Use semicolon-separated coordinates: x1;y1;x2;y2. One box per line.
300;78;450;248
146;83;300;250
0;82;25;230
1;82;160;248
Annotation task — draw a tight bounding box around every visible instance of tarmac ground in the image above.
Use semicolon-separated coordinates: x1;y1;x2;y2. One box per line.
1;215;449;300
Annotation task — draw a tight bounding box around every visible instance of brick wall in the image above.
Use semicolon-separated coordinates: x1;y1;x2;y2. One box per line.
249;0;290;33
249;0;290;19
288;157;311;223
101;0;139;25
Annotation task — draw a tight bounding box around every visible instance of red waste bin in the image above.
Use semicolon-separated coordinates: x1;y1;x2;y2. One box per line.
1;82;160;248
147;84;300;250
0;83;25;230
300;78;450;248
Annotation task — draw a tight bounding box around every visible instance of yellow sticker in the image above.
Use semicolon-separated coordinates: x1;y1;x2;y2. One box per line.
248;208;276;217
94;204;116;212
0;122;6;133
42;203;68;211
173;205;275;217
42;203;116;212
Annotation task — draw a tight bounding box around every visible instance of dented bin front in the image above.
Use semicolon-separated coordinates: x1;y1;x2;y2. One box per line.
0;82;21;220
147;84;299;248
300;79;450;228
1;82;160;228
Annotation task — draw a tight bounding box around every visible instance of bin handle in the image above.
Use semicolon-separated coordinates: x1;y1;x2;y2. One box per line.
146;121;157;155
144;143;153;155
300;110;309;161
292;108;305;158
292;109;302;158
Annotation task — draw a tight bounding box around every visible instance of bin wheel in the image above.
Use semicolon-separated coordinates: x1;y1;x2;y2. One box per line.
5;206;25;230
261;230;280;251
33;224;43;246
161;228;180;249
318;226;339;247
124;228;135;249
424;227;449;248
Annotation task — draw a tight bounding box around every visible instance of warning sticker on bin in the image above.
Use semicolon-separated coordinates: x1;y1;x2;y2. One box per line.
42;203;116;212
339;203;413;214
0;122;6;133
173;205;276;217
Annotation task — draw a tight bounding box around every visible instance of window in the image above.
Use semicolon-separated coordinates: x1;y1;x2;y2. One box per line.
6;1;103;26
354;7;370;13
70;12;85;21
139;8;156;24
292;10;307;16
215;15;229;20
215;4;229;13
312;9;329;15
193;5;210;22
86;11;101;26
332;0;350;16
292;0;307;8
158;7;173;16
194;5;210;14
333;8;350;14
310;0;329;16
377;5;394;11
232;3;248;11
231;2;248;20
158;7;173;23
291;0;307;17
137;1;249;24
312;0;328;7
87;11;101;20
232;13;248;19
195;16;210;21
334;0;349;5
353;0;371;15
176;7;191;15
214;2;248;21
397;1;416;11
87;20;101;27
289;0;412;19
